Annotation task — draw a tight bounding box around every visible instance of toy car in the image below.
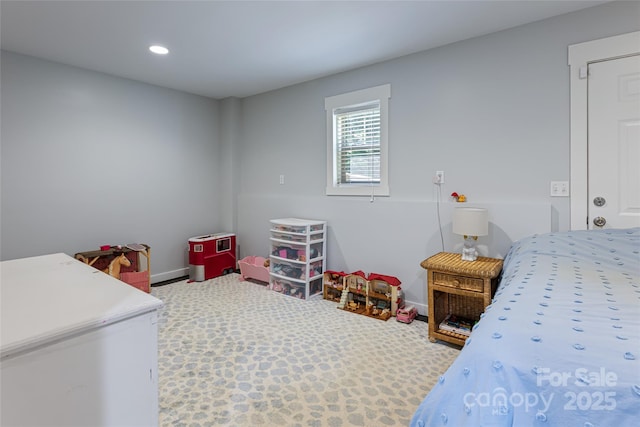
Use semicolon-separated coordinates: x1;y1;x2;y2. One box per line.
396;305;417;324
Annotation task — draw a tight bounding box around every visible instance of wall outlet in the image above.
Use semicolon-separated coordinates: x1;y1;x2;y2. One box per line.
279;174;285;185
434;171;445;184
550;181;569;197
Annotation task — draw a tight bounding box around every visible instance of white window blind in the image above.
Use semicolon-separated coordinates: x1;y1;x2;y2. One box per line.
334;103;381;185
325;84;390;197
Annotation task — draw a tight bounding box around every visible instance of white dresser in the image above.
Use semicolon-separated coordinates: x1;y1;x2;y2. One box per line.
1;253;164;426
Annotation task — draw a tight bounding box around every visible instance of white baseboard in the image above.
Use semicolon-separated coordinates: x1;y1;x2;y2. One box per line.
405;300;428;317
151;267;188;284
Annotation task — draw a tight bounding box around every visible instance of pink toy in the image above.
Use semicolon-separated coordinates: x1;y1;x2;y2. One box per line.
238;256;270;283
396;305;417;324
120;271;150;293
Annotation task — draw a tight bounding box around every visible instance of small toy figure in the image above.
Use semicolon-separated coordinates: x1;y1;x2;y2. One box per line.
365;301;374;315
451;192;467;202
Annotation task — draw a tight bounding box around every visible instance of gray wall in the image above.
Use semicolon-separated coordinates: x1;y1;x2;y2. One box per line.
1;2;637;309
236;1;640;313
0;52;223;282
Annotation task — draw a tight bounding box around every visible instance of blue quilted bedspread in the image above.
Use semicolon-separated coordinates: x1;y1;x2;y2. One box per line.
411;228;640;426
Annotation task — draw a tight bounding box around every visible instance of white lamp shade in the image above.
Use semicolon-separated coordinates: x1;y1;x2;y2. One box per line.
453;207;488;237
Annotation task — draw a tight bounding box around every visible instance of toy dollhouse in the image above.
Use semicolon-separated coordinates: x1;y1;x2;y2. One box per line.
330;271;404;321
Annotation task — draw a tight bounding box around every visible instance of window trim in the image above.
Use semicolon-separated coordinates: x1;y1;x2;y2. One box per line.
325;84;390;196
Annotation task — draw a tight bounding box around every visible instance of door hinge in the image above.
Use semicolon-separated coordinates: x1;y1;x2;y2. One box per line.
579;66;589;79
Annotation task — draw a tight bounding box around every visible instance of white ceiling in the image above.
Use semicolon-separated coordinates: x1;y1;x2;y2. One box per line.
1;0;610;99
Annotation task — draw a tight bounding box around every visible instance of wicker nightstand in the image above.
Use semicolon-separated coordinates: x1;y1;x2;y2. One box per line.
420;252;503;346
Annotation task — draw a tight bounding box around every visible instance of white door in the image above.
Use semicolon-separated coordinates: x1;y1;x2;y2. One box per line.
588;55;640;229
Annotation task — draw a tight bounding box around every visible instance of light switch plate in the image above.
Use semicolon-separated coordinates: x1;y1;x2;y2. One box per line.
550;181;569;197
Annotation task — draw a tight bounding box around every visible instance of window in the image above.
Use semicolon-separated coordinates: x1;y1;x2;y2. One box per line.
325;84;390;196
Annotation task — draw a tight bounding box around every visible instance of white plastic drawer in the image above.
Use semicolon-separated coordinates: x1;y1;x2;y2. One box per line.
270;277;306;299
271;259;305;280
270;232;307;243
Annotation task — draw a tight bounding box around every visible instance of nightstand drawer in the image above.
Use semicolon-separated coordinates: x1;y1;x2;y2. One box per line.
433;272;484;292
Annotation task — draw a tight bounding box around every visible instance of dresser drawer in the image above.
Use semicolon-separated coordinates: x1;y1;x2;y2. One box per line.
433;272;484;292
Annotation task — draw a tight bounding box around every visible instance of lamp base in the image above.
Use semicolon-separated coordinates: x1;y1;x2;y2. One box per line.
460;236;479;262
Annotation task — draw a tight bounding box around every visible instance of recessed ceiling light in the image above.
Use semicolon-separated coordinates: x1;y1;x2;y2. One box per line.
149;45;169;55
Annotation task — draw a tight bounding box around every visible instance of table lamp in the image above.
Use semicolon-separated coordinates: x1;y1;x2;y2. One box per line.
453;207;488;261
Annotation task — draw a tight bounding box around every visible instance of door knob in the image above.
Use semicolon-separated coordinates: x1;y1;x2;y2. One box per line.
593;216;606;227
593;197;606;207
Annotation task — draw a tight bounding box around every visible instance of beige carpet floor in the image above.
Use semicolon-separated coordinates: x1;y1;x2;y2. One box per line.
152;273;459;427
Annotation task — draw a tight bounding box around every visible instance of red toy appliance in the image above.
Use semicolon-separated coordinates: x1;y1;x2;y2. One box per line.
188;233;236;281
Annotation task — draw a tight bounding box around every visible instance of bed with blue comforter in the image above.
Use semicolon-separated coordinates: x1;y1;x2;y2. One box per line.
411;228;640;426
